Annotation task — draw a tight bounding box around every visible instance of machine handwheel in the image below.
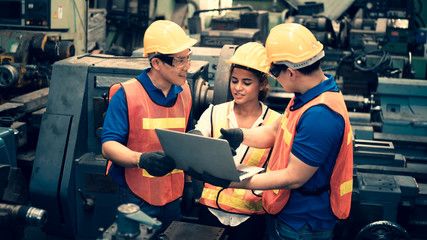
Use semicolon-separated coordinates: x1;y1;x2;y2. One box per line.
355;220;411;240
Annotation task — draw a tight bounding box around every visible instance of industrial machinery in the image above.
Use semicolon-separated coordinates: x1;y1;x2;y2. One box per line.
0;32;74;90
0;0;88;194
0;0;88;161
188;5;269;47
0;127;47;240
102;0;150;55
0;0;86;92
355;0;416;54
97;203;226;240
97;203;162;240
0;0;87;53
285;2;339;49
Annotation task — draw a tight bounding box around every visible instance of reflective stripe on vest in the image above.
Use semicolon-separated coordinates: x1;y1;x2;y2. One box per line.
110;78;192;206
262;91;353;219
199;102;281;215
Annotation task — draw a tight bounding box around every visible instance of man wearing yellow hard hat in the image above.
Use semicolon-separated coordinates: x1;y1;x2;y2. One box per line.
101;20;197;231
218;23;354;239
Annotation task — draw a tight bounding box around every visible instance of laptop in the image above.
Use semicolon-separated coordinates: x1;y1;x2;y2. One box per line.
155;129;264;182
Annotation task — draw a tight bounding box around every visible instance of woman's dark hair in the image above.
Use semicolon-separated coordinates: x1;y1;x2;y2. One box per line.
229;64;270;102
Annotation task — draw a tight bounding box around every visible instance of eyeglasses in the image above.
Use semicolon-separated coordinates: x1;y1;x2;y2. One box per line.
269;63;288;78
155;50;192;68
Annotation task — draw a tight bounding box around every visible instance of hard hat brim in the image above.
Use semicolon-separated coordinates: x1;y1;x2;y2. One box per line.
143;38;198;57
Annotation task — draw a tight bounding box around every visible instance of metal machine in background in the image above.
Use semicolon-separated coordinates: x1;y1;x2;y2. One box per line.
285;2;339;49
0;0;87;99
0;0;87;188
0;127;47;240
336;77;427;239
97;203;226;240
101;0;150;55
351;77;427;162
349;0;417;54
188;5;269;48
97;203;162;240
0;31;75;91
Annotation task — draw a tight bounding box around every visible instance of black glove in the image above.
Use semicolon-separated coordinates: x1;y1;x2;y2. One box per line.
185;167;230;188
138;151;176;177
219;128;243;154
201;171;231;188
185;167;202;180
187;129;203;136
181;182;195;216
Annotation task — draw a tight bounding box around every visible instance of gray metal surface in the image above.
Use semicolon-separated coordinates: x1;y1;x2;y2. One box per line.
0;127;16;167
377;77;427;136
8;88;49;113
163;221;225;240
75;153;119;239
212;45;236;105
30;113;73;237
200;28;260;47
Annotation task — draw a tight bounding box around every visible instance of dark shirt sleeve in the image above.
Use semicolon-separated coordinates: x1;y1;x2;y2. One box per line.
186;111;194;132
101;87;129;145
291;105;345;167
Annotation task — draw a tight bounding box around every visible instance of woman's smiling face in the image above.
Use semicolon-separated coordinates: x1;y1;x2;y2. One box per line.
230;67;264;105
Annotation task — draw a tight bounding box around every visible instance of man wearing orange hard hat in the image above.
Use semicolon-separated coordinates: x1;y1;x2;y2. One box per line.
218;23;354;239
101;20;197;231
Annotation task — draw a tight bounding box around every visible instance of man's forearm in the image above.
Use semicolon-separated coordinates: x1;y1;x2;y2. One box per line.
229;169;300;190
242;125;276;149
102;141;140;168
230;153;319;190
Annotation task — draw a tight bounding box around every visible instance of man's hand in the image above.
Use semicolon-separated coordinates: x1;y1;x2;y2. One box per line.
185;167;202;180
187;129;203;136
138;151;176;177
185;167;230;188
201;172;231;188
219;128;243;151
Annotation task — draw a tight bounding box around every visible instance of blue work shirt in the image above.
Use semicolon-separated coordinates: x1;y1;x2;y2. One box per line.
101;68;191;187
277;74;345;231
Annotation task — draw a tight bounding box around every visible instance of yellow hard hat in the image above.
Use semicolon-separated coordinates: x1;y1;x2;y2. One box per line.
143;20;198;57
225;42;269;74
266;23;324;69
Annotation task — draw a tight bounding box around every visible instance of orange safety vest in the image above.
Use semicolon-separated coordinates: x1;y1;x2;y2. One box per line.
199;102;281;215
106;78;192;206
262;91;353;219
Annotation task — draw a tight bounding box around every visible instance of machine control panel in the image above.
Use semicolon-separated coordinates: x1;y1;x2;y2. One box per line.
0;0;71;29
